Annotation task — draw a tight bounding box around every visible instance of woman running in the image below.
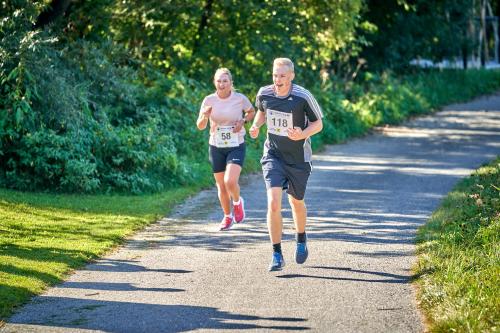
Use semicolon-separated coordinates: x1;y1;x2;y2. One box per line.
197;68;255;230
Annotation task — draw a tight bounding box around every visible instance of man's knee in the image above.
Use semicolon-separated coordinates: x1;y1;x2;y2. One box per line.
288;195;305;208
267;196;282;213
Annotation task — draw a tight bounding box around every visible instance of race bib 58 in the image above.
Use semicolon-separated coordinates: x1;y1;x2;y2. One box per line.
215;126;239;148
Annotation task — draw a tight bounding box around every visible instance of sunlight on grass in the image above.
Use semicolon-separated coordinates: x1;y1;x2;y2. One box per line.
415;157;500;333
0;187;197;320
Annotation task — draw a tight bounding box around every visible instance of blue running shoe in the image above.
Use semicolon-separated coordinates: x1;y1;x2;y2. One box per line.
268;252;285;271
295;241;308;264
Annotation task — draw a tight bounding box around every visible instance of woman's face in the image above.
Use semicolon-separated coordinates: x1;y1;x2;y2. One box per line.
214;73;232;95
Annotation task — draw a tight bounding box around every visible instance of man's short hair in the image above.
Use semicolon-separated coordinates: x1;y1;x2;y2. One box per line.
273;58;294;73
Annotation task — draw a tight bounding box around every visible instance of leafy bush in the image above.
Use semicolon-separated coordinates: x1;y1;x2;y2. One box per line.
0;4;212;193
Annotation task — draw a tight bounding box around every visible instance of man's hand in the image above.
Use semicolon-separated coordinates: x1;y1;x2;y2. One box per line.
249;124;260;139
287;127;304;141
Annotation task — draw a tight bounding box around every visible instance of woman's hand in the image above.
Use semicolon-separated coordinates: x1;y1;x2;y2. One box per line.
202;106;212;119
233;119;245;133
197;106;212;130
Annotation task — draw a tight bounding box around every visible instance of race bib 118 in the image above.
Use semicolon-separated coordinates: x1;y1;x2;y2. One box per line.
267;109;293;136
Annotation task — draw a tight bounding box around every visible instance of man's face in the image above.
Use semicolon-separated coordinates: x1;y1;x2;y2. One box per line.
273;65;294;95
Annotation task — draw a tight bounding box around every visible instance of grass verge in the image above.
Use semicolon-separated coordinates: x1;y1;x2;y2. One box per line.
0;186;197;321
414;157;500;332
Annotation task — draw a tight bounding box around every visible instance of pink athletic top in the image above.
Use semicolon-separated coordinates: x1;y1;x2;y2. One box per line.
200;91;253;146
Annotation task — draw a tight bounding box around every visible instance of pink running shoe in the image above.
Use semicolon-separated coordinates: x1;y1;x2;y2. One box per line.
219;216;233;231
233;197;245;223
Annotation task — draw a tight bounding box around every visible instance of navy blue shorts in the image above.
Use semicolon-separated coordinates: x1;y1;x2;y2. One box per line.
209;143;246;173
261;153;311;200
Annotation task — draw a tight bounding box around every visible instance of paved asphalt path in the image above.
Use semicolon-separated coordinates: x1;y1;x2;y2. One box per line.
2;93;499;333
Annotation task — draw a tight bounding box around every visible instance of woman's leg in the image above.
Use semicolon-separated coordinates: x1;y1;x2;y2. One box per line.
213;172;231;215
224;163;242;202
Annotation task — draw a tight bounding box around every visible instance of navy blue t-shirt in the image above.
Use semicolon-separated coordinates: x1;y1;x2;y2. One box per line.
255;83;323;164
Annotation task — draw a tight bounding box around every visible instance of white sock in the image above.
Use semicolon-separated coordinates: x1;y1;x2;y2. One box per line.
233;199;241;205
224;214;233;218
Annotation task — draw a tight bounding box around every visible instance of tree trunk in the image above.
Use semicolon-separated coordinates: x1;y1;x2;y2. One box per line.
192;0;214;55
480;0;487;67
34;0;72;29
462;27;468;70
497;0;500;61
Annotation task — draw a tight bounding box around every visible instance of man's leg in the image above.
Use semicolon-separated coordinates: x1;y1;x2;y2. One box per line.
267;187;283;243
288;194;307;233
267;187;285;271
261;154;287;271
288;194;309;264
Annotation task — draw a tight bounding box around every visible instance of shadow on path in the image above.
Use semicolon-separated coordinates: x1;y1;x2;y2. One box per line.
277;266;411;284
6;297;309;332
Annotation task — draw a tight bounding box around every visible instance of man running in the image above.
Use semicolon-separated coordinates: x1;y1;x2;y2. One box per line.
249;58;323;271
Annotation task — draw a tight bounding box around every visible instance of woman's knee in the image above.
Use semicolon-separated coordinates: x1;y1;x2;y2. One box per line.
215;180;226;192
224;177;238;191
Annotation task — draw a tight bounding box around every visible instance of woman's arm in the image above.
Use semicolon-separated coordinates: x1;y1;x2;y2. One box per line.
233;107;256;133
196;106;212;130
243;107;256;123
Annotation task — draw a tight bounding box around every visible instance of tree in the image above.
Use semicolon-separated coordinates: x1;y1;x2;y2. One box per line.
34;0;72;29
361;0;476;70
64;0;363;84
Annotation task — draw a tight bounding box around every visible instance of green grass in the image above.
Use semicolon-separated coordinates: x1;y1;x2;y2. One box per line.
0;186;198;321
414;157;500;333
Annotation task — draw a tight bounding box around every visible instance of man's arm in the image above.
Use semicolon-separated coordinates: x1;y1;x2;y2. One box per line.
287;118;323;141
249;110;266;139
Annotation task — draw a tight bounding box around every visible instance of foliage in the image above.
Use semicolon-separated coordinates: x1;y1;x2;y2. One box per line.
415;157;500;332
65;0;365;84
2;1;500;194
310;69;500;148
0;3;213;193
361;0;475;70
